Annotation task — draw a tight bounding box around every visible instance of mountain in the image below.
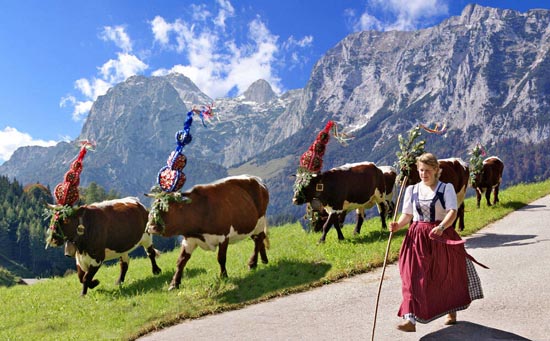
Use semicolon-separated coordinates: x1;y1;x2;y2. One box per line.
2;4;550;224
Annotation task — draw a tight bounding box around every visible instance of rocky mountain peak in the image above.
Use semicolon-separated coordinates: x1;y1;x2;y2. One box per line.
241;79;277;103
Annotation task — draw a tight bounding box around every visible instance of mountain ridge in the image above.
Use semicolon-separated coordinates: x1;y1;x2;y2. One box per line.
1;4;550;223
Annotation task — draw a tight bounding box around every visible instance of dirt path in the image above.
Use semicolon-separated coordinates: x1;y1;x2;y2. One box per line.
139;195;550;340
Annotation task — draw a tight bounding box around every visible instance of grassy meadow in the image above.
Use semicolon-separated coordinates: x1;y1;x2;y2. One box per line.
1;180;550;340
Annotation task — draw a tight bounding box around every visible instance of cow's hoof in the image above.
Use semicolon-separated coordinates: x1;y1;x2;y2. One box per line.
88;279;100;289
168;284;178;291
248;263;258;270
153;267;162;275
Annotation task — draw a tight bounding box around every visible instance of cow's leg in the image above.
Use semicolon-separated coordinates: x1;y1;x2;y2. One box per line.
353;209;364;235
76;264;85;284
169;245;193;291
81;265;101;296
378;202;388;229
485;188;492;206
115;255;129;285
476;189;482;208
457;203;465;231
320;212;344;242
493;185;500;205
249;232;268;269
145;245;162;275
217;239;229;278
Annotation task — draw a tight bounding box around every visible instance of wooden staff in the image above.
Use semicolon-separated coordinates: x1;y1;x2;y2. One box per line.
371;175;408;341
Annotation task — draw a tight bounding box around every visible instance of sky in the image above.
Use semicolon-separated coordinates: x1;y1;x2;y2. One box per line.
1;0;549;164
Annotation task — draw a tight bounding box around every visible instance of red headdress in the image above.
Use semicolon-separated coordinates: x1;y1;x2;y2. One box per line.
299;121;334;174
53;140;95;206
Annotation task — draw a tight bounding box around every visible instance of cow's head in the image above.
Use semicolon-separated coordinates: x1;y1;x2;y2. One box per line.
145;190;191;235
44;204;82;252
470;170;483;191
292;170;322;205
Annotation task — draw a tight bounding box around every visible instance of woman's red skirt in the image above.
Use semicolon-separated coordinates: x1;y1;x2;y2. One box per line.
397;221;481;323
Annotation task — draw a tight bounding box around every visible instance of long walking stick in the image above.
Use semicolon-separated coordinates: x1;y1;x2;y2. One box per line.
371;175;408;341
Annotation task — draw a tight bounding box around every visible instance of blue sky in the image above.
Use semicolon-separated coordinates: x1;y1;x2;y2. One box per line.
1;0;549;164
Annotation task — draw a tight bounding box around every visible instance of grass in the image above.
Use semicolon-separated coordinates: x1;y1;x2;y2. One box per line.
1;179;549;340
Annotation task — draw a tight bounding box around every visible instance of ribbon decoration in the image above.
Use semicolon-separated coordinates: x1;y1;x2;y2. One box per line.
157;105;214;192
419;122;447;135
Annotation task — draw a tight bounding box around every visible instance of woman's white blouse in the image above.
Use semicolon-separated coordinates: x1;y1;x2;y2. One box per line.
401;181;458;222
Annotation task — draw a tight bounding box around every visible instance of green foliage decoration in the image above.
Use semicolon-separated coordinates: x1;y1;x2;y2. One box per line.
42;205;77;247
469;143;486;183
395;125;426;181
148;187;188;233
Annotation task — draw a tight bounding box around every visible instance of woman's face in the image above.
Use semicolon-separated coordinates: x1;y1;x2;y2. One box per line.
418;162;438;185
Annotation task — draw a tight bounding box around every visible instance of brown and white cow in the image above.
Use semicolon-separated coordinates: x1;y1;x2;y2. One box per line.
293;162;387;242
404;158;469;231
471;156;504;208
46;197;161;296
307;165;396;235
146;175;269;291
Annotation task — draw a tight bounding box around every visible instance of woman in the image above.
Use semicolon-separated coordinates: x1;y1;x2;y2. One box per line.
389;153;484;332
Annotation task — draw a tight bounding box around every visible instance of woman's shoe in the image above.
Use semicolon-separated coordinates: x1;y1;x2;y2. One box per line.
396;320;416;332
444;312;457;325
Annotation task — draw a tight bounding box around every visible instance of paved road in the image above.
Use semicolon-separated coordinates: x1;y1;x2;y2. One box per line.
139;195;550;341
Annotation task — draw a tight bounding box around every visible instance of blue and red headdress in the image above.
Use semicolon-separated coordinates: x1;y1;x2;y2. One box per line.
157;105;214;192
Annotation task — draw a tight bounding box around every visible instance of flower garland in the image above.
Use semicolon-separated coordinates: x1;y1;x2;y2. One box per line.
147;188;188;233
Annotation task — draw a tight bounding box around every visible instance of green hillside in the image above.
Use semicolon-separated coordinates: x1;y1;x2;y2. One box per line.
0;179;549;340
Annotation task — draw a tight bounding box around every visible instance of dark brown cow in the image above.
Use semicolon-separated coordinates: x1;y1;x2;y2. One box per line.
471;156;504;208
293;162;387;242
405;158;469;231
146;175;269;290
46;197;161;296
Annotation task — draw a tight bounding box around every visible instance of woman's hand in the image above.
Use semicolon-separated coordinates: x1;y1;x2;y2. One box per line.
389;221;400;233
431;224;445;236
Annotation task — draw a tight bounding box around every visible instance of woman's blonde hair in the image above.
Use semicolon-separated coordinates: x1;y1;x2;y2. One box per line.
417;153;441;177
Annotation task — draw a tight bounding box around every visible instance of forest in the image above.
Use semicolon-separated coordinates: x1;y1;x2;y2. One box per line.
0;176;179;285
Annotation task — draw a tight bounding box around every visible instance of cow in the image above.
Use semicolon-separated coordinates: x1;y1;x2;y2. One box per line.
292;162;387;243
403;158;469;231
46;197;161;296
145;175;270;291
471;156;504;208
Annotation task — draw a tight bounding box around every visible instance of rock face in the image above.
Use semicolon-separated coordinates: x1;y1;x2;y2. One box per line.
2;4;550;222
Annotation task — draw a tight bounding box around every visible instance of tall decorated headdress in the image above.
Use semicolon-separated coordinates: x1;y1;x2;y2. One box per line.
53;140;96;206
468;142;487;183
294;120;351;194
157;105;214;192
45;140;95;248
294;120;351;230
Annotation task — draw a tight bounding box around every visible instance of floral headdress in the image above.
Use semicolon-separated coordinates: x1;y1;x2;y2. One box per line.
157;105;214;193
469;142;487;182
45;140;95;247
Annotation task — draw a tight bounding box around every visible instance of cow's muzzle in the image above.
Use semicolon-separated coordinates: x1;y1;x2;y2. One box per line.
64;241;76;258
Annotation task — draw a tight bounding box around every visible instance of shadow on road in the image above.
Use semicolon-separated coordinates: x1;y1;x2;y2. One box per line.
420;321;530;340
465;232;538;249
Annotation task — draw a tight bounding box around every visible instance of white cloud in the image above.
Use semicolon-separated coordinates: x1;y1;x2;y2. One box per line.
150;11;288;99
100;26;133;53
214;0;235;29
66;51;148;122
352;0;449;31
66;0;313;117
0;127;58;163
